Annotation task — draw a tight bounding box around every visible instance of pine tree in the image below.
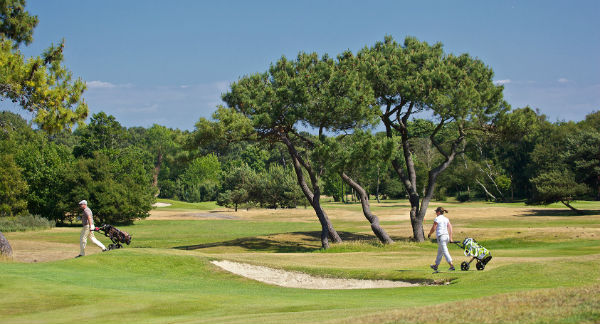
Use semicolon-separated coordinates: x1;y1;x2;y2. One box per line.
1;0;88;133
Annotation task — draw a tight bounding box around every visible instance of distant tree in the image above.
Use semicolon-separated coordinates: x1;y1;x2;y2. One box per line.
145;124;178;192
572;113;600;200
359;36;507;241
14;139;74;221
0;152;28;216
530;170;589;214
177;154;221;202
0;110;33;139
254;164;304;209
73;112;128;157
528;118;598;213
217;163;255;211
494;107;549;200
0;112;30;216
1;0;88;133
64;150;154;224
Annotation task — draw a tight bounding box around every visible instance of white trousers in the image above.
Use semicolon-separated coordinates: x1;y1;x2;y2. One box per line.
80;226;106;255
435;234;453;266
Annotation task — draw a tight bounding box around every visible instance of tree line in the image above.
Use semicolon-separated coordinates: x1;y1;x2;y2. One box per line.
2;106;598;236
2;0;599;249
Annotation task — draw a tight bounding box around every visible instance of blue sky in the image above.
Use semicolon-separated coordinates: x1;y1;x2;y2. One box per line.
4;0;599;130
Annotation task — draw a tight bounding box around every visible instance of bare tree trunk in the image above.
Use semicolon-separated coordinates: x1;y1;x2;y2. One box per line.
561;201;583;215
475;179;497;201
280;133;341;248
391;158;423;241
597;175;600;201
152;152;163;197
341;178;345;203
341;173;393;244
0;231;12;258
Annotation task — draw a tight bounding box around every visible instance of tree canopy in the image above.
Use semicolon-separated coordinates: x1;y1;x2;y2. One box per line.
358;36;508;241
0;0;88;132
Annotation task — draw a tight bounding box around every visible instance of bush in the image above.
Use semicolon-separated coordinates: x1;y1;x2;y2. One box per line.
64;150;155;225
435;187;448;201
0;214;55;232
456;191;473;202
158;179;177;199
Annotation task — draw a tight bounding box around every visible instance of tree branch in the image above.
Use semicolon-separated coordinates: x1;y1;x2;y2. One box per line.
430;118;448;159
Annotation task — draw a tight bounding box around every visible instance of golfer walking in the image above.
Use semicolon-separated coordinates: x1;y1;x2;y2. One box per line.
428;207;455;271
76;200;106;257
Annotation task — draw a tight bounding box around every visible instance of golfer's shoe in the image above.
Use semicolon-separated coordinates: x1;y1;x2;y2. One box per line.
448;266;455;271
430;264;438;271
75;255;83;258
102;249;107;252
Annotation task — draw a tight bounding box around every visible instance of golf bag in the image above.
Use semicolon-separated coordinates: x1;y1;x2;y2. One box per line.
94;224;132;250
453;237;492;271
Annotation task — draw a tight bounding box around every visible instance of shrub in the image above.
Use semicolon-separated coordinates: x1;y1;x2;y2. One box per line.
456;191;473;202
0;214;55;232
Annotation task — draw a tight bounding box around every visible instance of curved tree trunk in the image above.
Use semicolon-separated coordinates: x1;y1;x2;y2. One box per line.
385;114;465;242
281;133;341;248
391;157;424;241
561;200;584;215
0;231;13;258
341;173;393;244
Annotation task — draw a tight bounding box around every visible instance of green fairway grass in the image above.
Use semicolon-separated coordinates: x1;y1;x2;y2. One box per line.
1;200;599;323
154;199;220;210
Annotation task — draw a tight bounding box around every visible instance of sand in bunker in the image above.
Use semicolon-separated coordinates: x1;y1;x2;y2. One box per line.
211;260;420;289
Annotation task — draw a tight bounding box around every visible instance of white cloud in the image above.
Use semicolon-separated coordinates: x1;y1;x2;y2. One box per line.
86;80;116;89
557;78;570;83
494;79;511;85
83;81;230;130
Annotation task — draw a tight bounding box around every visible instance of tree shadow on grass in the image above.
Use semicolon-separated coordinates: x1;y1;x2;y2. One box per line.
174;231;381;253
519;209;600;217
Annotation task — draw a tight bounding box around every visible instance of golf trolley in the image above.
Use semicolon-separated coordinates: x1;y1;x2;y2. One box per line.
452;238;492;271
93;224;132;250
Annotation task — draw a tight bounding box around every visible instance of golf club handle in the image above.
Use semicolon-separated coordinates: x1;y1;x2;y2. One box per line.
451;241;464;248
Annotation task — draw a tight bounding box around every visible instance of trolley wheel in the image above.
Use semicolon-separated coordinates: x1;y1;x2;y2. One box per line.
461;261;470;271
108;244;116;250
476;261;485;271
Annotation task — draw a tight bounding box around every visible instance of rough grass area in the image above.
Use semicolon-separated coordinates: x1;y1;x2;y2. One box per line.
0;214;55;232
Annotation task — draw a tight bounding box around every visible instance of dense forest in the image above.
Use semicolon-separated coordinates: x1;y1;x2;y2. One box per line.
1;0;599;248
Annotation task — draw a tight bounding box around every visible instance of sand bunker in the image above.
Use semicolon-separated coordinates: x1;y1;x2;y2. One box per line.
211;260;420;289
152;202;172;207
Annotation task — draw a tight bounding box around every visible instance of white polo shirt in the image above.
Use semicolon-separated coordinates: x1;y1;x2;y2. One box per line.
434;215;450;237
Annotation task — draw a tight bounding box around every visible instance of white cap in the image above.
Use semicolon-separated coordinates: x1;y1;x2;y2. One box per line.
78;200;88;205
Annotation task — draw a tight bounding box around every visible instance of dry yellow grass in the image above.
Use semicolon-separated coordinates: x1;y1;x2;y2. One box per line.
341;284;600;324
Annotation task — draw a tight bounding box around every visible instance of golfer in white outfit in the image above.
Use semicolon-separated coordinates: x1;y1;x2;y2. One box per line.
427;207;455;271
76;200;106;257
